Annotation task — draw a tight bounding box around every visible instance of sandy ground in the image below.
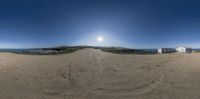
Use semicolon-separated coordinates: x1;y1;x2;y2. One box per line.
0;48;200;99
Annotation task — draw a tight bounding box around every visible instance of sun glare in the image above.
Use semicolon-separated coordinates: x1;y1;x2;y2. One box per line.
97;36;103;42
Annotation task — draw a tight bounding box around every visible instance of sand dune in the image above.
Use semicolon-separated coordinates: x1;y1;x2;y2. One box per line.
0;48;200;99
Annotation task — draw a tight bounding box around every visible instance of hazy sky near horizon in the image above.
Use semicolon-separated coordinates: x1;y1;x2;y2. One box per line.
0;0;200;48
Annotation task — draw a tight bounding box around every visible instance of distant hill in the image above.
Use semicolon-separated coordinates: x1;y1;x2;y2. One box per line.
0;46;158;55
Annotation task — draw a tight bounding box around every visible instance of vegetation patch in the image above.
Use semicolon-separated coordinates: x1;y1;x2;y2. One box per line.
10;46;86;55
95;47;157;54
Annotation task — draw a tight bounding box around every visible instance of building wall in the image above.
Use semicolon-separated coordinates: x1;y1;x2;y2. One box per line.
158;48;176;53
176;47;186;52
158;49;162;53
176;47;192;53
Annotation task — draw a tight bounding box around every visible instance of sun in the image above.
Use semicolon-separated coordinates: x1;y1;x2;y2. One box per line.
97;36;104;42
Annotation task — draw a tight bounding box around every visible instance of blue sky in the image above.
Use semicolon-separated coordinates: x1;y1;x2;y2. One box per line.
0;0;200;48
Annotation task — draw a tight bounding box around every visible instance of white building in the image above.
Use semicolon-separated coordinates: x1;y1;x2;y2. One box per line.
158;48;176;54
176;47;192;53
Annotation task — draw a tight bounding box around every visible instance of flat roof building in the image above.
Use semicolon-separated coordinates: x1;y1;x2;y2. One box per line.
158;48;176;54
176;47;192;53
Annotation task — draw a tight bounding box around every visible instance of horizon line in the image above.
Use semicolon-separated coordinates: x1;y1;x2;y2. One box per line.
0;45;200;50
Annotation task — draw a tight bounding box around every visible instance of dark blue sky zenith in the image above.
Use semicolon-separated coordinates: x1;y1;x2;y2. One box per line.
0;0;200;48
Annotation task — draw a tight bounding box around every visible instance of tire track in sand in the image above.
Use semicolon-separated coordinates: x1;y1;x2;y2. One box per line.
69;48;164;96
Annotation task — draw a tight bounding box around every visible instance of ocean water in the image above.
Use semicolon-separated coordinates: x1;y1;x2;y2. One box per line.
0;49;27;53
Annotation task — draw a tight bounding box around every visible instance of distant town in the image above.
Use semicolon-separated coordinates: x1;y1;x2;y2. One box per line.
158;47;193;54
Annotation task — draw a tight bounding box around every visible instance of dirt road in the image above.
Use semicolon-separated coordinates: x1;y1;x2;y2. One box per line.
0;48;200;99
